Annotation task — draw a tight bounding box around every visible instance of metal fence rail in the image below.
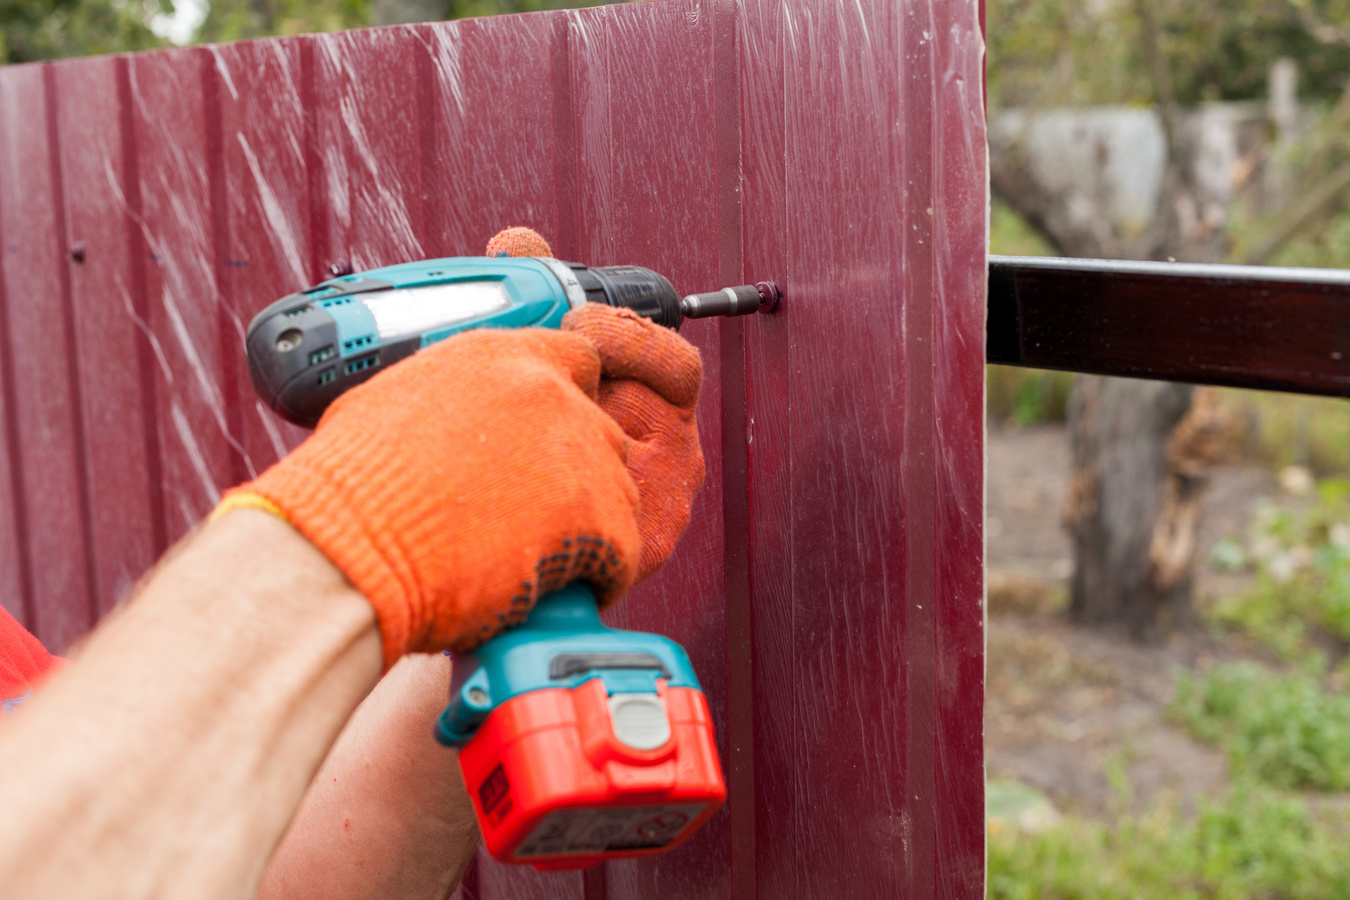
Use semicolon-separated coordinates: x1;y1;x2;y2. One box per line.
988;254;1350;396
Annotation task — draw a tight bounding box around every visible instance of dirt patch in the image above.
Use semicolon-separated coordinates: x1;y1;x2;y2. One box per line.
986;610;1233;818
985;423;1074;581
984;421;1284;818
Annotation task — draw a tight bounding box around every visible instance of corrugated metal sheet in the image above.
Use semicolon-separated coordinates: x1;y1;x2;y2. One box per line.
0;0;987;895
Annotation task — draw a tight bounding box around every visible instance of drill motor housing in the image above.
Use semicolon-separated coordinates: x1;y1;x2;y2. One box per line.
247;257;684;429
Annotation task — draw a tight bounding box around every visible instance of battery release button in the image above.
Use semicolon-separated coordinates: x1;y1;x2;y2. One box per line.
608;694;670;750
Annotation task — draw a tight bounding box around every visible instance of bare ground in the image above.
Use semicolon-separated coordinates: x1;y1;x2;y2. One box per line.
984;422;1282;818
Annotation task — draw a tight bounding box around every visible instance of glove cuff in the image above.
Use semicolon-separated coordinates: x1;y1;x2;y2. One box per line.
222;452;417;672
210;491;288;524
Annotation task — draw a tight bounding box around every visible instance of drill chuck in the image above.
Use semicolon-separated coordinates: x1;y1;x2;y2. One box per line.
680;281;782;319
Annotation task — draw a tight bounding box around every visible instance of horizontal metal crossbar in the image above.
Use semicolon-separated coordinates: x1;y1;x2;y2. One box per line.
987;255;1350;397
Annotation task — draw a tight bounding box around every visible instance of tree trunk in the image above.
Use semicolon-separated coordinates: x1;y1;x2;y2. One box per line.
1064;378;1188;637
1063;380;1229;638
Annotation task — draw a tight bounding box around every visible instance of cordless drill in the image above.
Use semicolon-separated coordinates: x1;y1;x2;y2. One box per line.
245;255;777;870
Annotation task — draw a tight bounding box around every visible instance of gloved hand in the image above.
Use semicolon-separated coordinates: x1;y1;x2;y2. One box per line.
484;226;706;580
221;234;704;668
563;305;703;581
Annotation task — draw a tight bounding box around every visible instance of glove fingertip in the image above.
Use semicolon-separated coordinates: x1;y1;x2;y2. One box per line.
562;304;704;409
485;226;553;258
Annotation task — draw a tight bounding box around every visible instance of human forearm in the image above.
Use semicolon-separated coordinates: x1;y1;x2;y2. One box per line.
0;510;382;900
257;653;480;900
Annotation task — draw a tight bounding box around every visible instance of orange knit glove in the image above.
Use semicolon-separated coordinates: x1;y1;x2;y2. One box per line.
562;305;704;581
225;312;704;668
486;226;552;258
482;227;705;581
226;325;647;667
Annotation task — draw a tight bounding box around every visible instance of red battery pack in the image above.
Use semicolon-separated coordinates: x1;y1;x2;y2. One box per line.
457;677;725;870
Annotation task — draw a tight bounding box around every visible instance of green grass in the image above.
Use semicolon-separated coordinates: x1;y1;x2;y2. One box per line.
1172;663;1350;791
989;784;1350;900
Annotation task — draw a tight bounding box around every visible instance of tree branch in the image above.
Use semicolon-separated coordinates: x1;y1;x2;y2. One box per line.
1133;0;1180;160
1244;161;1350;265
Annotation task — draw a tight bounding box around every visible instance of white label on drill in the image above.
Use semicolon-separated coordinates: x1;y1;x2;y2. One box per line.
358;282;510;340
513;803;708;859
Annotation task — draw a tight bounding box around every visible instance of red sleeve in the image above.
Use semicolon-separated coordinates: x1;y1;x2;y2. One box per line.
1;605;56;715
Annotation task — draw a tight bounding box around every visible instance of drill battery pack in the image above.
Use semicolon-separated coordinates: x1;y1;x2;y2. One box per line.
435;584;726;870
459;677;723;869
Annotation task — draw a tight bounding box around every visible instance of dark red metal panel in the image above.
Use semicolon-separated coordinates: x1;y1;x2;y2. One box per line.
126;48;238;541
737;0;788;896
1;0;986;892
0;64;96;651
928;6;992;895
0;77;33;631
311;26;431;272
756;0;916;892
0;317;25;628
578;0;728;893
214;38;313;473
421;13;571;258
740;0;987;894
50;55;164;618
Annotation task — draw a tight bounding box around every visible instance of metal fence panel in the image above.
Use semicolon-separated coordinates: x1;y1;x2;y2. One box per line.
0;0;986;895
0;64;95;649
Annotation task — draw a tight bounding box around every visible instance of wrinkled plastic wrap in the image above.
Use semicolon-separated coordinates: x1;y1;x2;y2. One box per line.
0;0;987;894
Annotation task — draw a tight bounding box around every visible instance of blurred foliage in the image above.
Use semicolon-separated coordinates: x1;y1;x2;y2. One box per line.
1173;662;1350;790
1262;209;1350;268
988;0;1147;110
989;0;1350;111
196;0;368;42
988;359;1350;459
991;197;1057;257
1225;83;1350;267
1207;476;1350;657
1164;1;1350;104
0;0;609;58
0;0;166;61
441;0;604;17
989;0;1350;263
1212;390;1350;474
989;782;1350;900
987;366;1075;426
196;0;608;43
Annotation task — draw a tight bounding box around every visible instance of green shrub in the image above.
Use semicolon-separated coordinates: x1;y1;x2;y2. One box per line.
989;784;1350;900
1172;663;1350;791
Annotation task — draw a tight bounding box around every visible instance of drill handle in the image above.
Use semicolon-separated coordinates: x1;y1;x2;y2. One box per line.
434;583;699;748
